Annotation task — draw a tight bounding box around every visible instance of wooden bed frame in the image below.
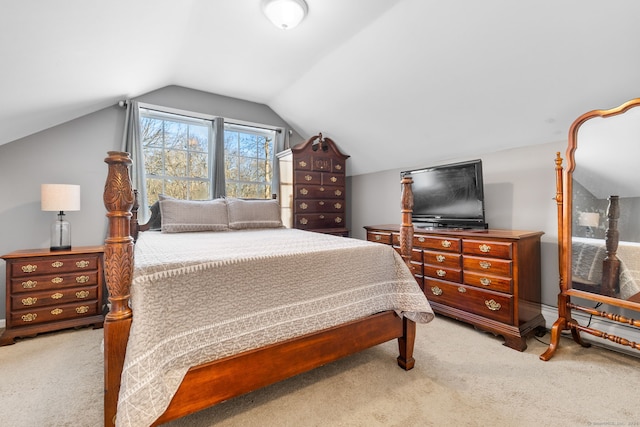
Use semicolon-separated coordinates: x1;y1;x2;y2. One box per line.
102;151;418;426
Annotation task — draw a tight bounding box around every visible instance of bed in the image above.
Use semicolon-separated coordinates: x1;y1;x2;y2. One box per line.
103;151;433;427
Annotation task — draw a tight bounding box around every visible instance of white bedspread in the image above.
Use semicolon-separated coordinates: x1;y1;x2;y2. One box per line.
116;228;433;427
572;236;640;299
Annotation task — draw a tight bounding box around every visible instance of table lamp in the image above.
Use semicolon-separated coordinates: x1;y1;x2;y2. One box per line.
41;184;81;250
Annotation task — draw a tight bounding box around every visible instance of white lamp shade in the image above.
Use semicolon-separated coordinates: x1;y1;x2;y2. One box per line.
578;212;600;228
262;0;308;30
41;184;81;212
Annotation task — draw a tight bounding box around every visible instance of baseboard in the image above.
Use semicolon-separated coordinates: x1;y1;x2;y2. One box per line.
541;304;640;357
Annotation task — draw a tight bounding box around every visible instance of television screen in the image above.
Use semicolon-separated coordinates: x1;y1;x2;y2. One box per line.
402;159;486;228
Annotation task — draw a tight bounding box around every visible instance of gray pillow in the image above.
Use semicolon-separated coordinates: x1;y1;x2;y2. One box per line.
226;198;283;229
159;197;229;233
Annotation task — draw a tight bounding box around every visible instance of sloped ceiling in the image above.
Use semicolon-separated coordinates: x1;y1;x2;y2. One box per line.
2;0;640;176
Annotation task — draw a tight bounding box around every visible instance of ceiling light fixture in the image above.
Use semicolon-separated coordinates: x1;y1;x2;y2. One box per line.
262;0;308;30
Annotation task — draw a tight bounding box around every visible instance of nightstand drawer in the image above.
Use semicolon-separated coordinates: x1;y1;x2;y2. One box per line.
11;300;100;327
10;254;100;277
10;271;98;293
11;286;98;310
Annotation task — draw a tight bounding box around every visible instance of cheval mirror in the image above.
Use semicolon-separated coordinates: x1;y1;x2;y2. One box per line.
541;97;640;361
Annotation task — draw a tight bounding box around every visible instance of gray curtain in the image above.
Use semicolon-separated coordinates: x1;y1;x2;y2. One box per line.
120;100;148;222
271;128;285;200
212;117;226;198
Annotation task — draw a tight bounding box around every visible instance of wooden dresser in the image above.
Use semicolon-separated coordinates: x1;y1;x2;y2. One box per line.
277;134;350;236
1;246;106;345
365;225;545;350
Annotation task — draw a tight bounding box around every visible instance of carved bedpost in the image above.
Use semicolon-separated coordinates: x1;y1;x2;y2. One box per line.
602;195;620;296
103;151;135;427
400;174;414;270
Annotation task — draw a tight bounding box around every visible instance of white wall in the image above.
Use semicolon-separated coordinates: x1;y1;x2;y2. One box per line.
348;140;566;307
0;86;302;322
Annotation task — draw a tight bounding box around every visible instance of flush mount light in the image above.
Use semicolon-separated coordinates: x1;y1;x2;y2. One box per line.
262;0;308;30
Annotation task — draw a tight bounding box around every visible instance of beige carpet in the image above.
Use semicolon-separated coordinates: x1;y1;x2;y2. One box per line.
1;316;639;427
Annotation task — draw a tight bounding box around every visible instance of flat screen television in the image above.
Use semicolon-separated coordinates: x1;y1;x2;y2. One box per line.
401;159;487;229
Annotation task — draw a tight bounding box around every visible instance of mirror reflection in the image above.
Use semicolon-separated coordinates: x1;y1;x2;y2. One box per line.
571;105;640;302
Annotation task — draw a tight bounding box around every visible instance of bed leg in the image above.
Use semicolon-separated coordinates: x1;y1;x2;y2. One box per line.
104;318;132;427
397;316;416;370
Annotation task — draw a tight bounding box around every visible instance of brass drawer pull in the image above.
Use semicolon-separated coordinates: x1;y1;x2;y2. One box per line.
485;299;502;311
51;261;64;268
480;277;491;286
335;164;342;170
21;297;37;306
330;176;338;182
479;261;491;269
51;277;63;284
305;174;312;181
334;189;342;196
76;275;90;284
76;260;90;268
300;188;308;195
334;202;342;209
436;269;446;277
318;201;325;206
436;255;445;263
300;202;308;210
298;160;307;167
21;313;37;322
51;308;63;315
75;290;90;299
479;244;491;253
335;217;342;223
51;292;63;299
21;264;37;273
441;240;452;248
22;280;37;289
458;287;467;293
76;306;90;314
375;235;382;241
299;218;308;225
430;286;443;296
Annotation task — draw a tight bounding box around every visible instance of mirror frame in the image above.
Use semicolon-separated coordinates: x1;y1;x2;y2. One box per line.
563;97;640;310
541;97;640;361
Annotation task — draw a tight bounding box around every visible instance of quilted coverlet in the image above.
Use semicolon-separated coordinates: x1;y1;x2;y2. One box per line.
116;228;434;427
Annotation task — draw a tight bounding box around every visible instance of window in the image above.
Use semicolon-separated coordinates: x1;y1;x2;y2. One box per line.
224;123;275;199
140;109;212;204
139;108;276;204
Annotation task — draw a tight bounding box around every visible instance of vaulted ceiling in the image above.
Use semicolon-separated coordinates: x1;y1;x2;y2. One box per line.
2;0;640;175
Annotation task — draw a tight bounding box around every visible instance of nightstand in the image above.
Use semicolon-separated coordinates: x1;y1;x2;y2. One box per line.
1;246;106;345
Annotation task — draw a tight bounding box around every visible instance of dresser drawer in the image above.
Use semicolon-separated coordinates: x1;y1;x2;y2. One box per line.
424;250;462;269
296;199;344;213
10;254;100;277
295;185;345;199
295;213;346;229
463;255;512;277
464;271;513;294
11;300;100;327
10;271;98;293
414;235;461;253
11;286;98;310
425;279;513;324
463;239;513;259
423;265;462;283
294;170;321;185
367;230;392;244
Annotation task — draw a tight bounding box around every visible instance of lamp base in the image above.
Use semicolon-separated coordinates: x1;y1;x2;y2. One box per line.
51;211;72;251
